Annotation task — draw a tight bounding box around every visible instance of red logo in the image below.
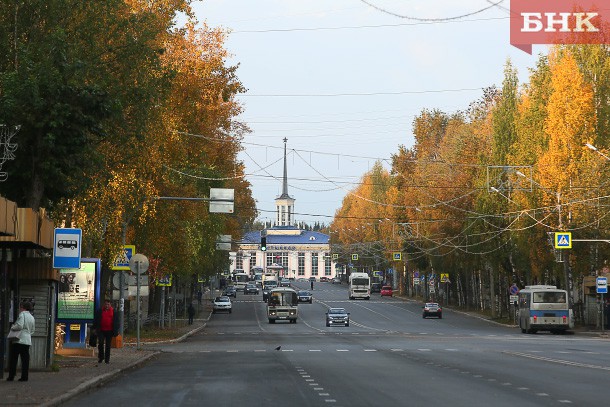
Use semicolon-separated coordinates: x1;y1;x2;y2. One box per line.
510;0;610;53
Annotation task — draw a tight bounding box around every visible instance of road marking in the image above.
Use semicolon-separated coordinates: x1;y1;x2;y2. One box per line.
324;400;337;403
391;349;404;352
337;349;349;352
309;383;319;386
314;388;324;391
281;349;293;352
254;350;266;352
305;379;314;382
504;351;610;371
558;400;572;403
319;393;330;396
418;349;431;352
226;350;238;353
309;349;321;352
364;349;377;352
302;375;311;378
536;393;549;397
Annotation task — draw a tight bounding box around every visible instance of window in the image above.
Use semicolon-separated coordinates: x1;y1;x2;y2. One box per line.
236;252;243;269
311;252;318;276
249;252;257;270
298;253;305;276
324;253;331;276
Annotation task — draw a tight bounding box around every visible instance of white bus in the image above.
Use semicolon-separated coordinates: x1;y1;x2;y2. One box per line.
267;287;298;323
349;272;371;300
232;271;249;291
518;285;571;334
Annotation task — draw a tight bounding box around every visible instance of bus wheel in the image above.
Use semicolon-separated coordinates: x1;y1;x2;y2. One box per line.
521;328;526;333
269;319;275;324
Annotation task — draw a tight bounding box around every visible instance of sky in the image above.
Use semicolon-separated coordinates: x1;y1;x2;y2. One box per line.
191;0;546;225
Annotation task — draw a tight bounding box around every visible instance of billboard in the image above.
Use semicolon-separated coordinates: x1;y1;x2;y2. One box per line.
57;258;101;322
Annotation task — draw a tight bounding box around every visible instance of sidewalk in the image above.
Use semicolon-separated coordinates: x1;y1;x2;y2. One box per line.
1;319;208;407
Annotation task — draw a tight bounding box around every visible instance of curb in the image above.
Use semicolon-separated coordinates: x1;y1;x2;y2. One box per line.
39;351;159;407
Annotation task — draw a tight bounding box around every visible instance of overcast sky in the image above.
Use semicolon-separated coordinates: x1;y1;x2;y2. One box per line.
192;0;545;225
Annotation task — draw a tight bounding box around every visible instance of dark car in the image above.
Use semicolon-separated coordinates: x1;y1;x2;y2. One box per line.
297;290;313;303
422;303;442;319
223;286;237;298
370;283;382;293
319;276;329;282
244;283;259;295
325;307;350;327
262;284;275;302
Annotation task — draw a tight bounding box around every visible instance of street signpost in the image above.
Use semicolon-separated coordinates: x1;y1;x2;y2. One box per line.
597;277;607;335
53;228;82;269
129;253;149;350
209;188;235;213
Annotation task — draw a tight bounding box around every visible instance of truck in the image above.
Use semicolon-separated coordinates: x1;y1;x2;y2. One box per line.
349;272;371;300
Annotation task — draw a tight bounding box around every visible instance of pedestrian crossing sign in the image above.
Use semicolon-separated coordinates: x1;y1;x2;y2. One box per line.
554;232;572;249
351;254;359;261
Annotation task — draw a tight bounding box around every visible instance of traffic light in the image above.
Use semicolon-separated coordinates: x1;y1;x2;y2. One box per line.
260;236;267;251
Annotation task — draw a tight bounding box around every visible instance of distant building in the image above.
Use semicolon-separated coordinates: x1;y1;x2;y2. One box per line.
230;138;335;280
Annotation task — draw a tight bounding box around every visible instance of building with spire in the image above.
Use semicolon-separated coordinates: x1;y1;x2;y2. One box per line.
230;139;335;281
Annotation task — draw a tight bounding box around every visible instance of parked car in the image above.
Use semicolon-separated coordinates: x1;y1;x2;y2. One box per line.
212;296;232;314
319;276;329;282
297;290;313;303
380;286;393;297
280;279;291;287
422;303;442;319
243;283;259;295
370;283;382;293
309;276;317;282
325;307;350;327
332;277;341;284
223;286;237;298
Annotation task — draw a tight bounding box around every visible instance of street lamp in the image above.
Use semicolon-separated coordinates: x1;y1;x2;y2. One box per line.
586;142;610;162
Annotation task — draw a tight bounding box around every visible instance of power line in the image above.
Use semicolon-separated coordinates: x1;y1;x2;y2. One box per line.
230;16;507;33
358;0;505;22
239;87;484;98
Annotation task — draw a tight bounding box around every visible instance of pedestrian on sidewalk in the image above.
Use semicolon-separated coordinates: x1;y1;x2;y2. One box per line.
188;303;195;325
93;299;119;365
7;301;35;382
197;290;202;305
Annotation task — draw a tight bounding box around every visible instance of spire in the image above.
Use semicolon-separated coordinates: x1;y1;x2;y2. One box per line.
279;137;291;199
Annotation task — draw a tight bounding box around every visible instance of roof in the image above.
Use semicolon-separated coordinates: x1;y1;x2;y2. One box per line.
240;229;330;245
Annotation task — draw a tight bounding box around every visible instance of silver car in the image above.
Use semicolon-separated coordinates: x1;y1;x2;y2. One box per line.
212;296;232;314
325;307;350;327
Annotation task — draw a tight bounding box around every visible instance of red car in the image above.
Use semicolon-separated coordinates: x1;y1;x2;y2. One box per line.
380;286;393;297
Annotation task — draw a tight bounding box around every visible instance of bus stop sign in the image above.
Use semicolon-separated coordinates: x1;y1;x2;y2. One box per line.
597;277;608;294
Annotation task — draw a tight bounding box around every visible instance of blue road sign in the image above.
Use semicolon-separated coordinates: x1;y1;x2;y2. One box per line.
597;277;608;294
554;232;572;249
509;284;520;295
53;228;82;269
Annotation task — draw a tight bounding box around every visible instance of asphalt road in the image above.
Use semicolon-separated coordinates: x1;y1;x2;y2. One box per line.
67;281;610;406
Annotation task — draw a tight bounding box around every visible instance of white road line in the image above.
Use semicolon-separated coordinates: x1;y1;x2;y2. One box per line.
254;350;266;352
364;349;377;352
504;351;610;371
558;400;573;403
418;349;432;352
319;393;330;396
281;349;293;352
337;349;349;352
391;349;404;352
309;349;322;352
226;350;238;353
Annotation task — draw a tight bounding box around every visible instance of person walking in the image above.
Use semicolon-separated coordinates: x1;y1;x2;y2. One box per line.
7;301;35;382
93;299;119;365
188;303;195;325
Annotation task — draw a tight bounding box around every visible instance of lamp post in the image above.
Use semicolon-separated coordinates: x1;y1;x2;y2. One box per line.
514;170;573;309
